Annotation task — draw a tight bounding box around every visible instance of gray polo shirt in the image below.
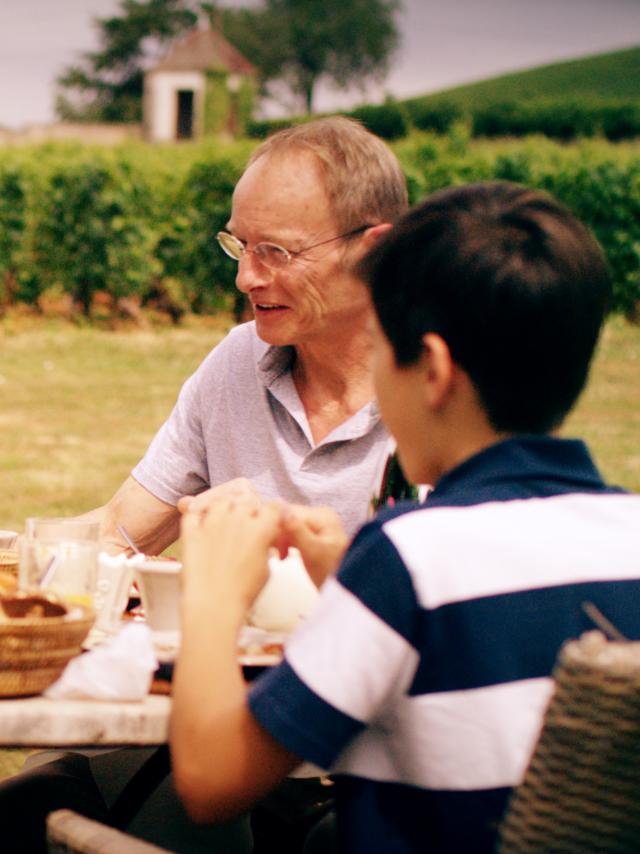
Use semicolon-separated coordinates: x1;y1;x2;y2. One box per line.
132;322;392;538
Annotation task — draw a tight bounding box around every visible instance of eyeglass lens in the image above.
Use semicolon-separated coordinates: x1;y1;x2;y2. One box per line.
217;232;290;269
217;224;370;270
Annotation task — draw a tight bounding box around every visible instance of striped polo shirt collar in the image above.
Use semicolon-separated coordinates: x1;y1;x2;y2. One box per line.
426;436;618;508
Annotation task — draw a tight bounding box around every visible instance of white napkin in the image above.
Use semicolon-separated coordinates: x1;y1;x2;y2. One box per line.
45;623;158;702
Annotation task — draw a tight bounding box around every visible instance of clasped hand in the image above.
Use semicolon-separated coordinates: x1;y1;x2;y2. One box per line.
178;480;348;612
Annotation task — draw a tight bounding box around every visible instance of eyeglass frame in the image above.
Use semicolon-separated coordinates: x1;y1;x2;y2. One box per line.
216;224;373;270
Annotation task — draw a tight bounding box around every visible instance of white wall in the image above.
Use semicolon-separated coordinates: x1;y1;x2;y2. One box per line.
144;71;205;143
0;123;142;146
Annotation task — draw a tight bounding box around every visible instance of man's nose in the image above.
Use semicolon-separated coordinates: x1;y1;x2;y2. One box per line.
235;252;273;294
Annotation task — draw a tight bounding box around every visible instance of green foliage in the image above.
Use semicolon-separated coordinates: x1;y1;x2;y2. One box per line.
537;160;640;318
203;71;231;135
472;99;640;142
410;46;640;111
220;0;400;114
57;0;400;126
245;116;301;138
347;100;408;140
395;133;640;316
0;167;27;303
248;47;640;143
235;79;257;136
403;99;464;135
1;135;639;320
56;0;199;122
397;47;640;142
158;154;244;312
31;158;159;314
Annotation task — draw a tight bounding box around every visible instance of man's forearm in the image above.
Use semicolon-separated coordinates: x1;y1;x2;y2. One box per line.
84;476;181;555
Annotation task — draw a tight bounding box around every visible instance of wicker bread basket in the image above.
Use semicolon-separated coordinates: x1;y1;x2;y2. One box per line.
0;549;18;577
0;599;94;697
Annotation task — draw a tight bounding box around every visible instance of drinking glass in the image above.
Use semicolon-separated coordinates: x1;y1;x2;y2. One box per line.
0;530;19;550
20;517;101;608
24;518;100;543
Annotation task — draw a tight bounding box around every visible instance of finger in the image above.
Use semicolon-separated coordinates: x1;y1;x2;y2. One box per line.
247;502;283;540
180;509;203;537
287;504;336;528
177;495;193;514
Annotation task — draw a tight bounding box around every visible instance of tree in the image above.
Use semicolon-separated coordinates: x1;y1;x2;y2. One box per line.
56;0;401;122
220;0;401;114
56;0;200;122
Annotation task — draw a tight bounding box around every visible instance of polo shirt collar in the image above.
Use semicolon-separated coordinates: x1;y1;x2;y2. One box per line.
257;343;295;384
256;344;382;446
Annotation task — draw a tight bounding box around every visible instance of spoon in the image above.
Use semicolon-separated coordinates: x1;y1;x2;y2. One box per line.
39;554;59;589
117;524;141;555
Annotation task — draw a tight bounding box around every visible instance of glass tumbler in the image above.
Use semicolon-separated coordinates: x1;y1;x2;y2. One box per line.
20;517;101;608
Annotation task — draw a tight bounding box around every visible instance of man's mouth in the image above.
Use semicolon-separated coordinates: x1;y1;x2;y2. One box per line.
254;303;288;312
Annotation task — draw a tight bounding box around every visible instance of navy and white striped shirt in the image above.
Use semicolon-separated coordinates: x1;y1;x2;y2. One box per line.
249;437;640;853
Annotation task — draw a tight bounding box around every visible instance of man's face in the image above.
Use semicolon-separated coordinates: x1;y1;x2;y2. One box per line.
227;151;371;348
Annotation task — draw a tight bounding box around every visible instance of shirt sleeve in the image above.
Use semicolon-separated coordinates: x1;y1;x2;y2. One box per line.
248;520;420;770
131;342;225;505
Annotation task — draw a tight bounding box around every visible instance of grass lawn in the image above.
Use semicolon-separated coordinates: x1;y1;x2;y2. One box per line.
0;314;638;534
0;314;231;530
562;315;640;491
0;313;636;780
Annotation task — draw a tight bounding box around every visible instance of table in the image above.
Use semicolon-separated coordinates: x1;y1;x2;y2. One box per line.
0;694;173;830
0;694;171;747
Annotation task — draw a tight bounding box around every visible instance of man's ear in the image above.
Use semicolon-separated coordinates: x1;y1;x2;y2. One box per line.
361;223;393;250
348;224;392;270
421;333;455;409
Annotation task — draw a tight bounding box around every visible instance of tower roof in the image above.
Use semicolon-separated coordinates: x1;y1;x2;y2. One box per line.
149;26;256;76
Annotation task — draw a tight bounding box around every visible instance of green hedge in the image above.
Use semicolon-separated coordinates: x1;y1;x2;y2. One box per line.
244;98;640;143
472;99;640;141
397;133;640;316
347;101;409;141
0;135;639;319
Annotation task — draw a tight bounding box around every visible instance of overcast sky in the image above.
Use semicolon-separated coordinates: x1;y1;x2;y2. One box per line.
0;0;639;129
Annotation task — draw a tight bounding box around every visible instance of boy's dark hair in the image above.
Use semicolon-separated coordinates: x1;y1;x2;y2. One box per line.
357;181;612;434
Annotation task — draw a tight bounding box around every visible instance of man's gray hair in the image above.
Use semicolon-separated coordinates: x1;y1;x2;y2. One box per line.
247;116;409;231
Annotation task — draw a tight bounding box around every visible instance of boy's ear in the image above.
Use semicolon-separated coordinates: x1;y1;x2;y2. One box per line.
420;333;455;409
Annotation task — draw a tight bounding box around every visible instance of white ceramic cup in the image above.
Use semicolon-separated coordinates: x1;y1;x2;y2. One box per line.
133;559;182;635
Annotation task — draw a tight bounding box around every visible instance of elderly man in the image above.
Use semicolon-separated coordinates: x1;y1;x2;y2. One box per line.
0;117;409;854
97;116;408;556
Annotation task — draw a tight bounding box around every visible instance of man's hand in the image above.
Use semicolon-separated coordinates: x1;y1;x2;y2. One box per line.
177;478;261;516
279;505;349;587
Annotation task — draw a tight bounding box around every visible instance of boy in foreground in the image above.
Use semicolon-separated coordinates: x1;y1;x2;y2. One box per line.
172;182;640;853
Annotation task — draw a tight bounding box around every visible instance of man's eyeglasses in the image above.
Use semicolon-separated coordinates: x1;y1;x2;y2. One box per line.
216;225;371;271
